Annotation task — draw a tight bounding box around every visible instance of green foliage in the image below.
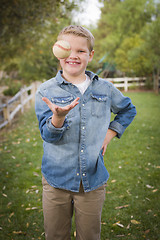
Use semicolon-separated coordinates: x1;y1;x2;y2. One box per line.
3;82;22;96
93;0;160;78
0;0;84;82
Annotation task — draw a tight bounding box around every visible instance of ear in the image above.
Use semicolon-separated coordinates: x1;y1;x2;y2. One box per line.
89;50;94;62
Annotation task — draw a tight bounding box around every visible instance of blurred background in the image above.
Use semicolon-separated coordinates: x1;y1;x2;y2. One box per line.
0;0;159;94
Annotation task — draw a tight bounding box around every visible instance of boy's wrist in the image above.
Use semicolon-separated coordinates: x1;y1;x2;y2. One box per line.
51;115;66;128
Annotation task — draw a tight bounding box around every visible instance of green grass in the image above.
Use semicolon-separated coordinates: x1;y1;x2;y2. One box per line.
0;92;160;240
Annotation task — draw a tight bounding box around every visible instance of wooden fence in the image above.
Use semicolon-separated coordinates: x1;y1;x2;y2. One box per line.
0;82;40;129
0;77;159;129
105;77;146;92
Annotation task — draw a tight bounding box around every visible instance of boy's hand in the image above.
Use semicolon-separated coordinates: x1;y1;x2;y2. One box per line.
42;97;79;128
101;129;117;156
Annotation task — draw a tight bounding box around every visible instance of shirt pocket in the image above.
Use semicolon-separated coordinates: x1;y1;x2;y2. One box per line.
51;96;75;117
91;94;110;117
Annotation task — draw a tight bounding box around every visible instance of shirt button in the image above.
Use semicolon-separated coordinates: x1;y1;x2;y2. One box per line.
81;149;83;153
82;104;85;106
77;173;79;176
82;126;85;130
62;100;65;103
82;173;85;176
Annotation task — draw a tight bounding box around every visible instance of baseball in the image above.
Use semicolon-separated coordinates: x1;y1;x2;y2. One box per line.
52;40;71;59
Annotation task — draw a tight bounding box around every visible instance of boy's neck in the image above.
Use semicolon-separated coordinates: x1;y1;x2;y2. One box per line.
62;72;86;85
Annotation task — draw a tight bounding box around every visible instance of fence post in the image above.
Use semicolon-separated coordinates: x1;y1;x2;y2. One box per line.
20;89;24;113
31;82;36;103
3;103;11;125
31;81;41;103
124;78;128;92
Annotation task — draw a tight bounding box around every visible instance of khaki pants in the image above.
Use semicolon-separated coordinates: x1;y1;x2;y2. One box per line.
42;176;106;240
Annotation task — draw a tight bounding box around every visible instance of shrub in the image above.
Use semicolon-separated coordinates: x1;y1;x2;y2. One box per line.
3;82;22;96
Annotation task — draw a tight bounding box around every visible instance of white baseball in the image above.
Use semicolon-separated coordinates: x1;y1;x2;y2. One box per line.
52;40;71;59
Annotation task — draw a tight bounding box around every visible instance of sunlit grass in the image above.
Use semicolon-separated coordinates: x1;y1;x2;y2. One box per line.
0;92;159;240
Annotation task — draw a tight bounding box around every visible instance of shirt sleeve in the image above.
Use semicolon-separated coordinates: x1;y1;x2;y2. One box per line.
35;88;69;143
109;83;137;138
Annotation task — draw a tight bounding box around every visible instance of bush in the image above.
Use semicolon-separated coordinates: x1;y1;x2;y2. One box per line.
3;82;22;96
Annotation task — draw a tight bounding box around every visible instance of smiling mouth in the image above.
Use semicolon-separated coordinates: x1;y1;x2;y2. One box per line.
66;61;80;65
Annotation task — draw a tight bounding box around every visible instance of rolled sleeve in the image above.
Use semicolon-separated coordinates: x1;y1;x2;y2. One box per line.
109;83;136;138
109;121;125;138
46;116;69;133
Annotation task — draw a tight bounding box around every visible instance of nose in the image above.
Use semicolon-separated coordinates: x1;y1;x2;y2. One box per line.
69;50;78;59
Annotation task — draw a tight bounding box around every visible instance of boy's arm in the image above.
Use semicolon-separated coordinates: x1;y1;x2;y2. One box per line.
101;83;136;156
108;83;137;139
35;89;79;142
101;129;117;156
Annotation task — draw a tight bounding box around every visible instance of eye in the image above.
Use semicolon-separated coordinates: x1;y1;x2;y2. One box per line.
78;50;85;53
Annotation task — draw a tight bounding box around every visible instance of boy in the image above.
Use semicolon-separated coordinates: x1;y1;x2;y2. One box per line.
35;25;136;240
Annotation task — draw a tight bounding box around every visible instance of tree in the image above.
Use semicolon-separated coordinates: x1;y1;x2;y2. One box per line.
0;0;83;82
93;0;159;81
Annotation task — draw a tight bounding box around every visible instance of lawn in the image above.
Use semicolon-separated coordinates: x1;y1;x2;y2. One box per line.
0;92;159;240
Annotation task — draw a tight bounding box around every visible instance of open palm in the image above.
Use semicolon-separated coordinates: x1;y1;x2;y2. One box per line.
42;97;80;117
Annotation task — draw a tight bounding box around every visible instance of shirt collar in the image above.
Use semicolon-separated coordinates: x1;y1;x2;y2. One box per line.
56;70;99;85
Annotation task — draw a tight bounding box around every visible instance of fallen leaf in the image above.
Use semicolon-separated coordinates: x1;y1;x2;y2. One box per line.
126;190;131;196
131;220;141;225
33;172;39;177
13;231;26;235
152;189;158;193
146;185;154;189
111;179;116;183
2;193;7;198
113;221;124;228
7;202;12;207
127;224;130;229
9;212;14;218
26;208;31;211
145;197;151;201
144;229;150;234
115;204;129;210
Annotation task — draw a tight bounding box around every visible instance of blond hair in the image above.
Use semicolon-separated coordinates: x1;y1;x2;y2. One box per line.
57;25;94;52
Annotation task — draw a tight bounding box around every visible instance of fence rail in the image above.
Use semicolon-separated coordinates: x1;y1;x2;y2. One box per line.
0;82;40;129
0;77;159;129
105;77;147;92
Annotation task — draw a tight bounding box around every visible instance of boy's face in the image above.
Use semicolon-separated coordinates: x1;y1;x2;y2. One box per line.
58;34;94;80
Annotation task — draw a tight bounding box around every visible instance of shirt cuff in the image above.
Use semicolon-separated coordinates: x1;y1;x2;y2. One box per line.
109;121;125;139
46;116;69;133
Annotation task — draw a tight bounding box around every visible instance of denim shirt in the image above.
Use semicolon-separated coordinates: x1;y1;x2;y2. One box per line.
35;70;136;192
